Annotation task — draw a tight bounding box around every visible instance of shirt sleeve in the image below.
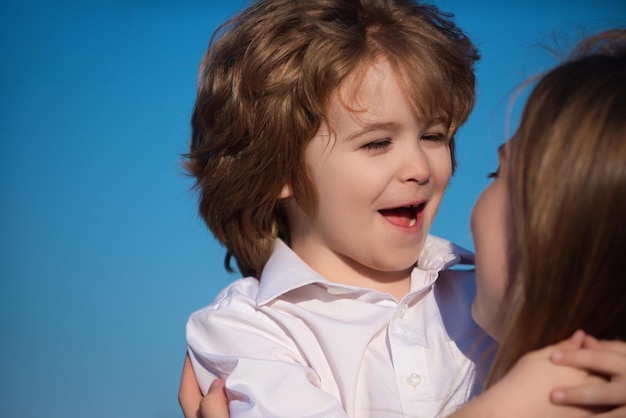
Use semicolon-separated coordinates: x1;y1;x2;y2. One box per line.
186;279;349;418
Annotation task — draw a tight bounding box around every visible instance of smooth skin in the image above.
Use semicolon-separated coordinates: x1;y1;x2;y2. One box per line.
179;355;203;418
469;143;509;339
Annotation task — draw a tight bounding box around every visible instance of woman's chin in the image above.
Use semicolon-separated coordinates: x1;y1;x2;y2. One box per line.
471;298;501;341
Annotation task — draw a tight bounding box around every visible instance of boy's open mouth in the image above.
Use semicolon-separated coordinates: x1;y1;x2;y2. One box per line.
379;204;424;228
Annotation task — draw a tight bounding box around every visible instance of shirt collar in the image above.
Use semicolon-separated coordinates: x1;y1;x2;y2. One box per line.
408;235;475;293
256;236;474;305
417;234;474;271
256;239;326;305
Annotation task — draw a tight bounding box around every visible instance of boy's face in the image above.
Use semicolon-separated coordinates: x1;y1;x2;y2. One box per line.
285;58;452;287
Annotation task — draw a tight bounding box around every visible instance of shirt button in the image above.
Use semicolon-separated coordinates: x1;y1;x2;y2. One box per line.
397;303;407;318
406;373;422;388
327;287;345;295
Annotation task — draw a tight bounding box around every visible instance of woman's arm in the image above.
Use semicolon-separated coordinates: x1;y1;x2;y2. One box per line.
179;355;228;418
179;353;203;418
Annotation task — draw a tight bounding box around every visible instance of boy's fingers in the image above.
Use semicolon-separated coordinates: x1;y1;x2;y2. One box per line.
583;337;626;355
551;384;625;406
551;330;586;351
569;330;587;345
551;349;626;376
587;405;626;418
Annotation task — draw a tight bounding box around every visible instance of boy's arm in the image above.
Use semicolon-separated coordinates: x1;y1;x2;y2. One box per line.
550;336;626;416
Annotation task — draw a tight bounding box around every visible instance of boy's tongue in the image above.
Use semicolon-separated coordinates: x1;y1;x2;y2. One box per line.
380;207;415;227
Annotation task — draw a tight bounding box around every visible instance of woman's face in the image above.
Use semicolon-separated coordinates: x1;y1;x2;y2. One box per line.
470;143;511;340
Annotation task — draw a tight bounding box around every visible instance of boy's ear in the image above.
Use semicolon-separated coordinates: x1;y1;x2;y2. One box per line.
279;182;293;199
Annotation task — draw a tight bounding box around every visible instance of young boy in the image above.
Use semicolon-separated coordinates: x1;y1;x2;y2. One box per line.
183;0;490;416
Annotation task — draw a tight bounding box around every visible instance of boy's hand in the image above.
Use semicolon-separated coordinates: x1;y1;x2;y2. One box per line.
179;354;203;418
550;335;626;416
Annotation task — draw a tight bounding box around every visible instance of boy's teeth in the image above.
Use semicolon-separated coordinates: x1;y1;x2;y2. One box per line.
408;205;417;227
379;205;420;228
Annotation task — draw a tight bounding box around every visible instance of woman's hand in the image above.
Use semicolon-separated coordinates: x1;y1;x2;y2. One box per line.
178;353;230;418
550;335;626;417
199;379;230;418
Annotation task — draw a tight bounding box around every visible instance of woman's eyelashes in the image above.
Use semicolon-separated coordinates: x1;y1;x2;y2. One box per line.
487;168;500;179
489;143;509;179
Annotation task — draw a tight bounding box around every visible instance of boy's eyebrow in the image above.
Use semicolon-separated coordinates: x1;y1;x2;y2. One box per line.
345;122;398;142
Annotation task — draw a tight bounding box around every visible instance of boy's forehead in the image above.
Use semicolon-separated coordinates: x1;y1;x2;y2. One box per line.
335;57;390;105
326;82;445;133
328;57;448;127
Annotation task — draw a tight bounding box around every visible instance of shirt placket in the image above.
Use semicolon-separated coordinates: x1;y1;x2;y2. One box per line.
388;296;436;418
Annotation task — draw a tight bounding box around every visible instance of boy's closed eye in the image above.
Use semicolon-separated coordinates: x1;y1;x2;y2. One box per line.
362;139;392;151
420;133;446;142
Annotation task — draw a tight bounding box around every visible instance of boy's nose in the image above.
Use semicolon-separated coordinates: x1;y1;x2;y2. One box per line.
401;143;431;185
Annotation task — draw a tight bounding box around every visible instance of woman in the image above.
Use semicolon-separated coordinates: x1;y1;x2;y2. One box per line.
451;28;626;417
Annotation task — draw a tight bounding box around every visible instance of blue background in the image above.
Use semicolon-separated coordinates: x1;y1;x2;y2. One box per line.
1;1;624;416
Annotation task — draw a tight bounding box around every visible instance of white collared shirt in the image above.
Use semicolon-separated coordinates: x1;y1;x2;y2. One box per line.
187;235;493;418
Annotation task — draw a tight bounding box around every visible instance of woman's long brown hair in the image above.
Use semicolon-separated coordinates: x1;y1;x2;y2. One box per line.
488;29;626;384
